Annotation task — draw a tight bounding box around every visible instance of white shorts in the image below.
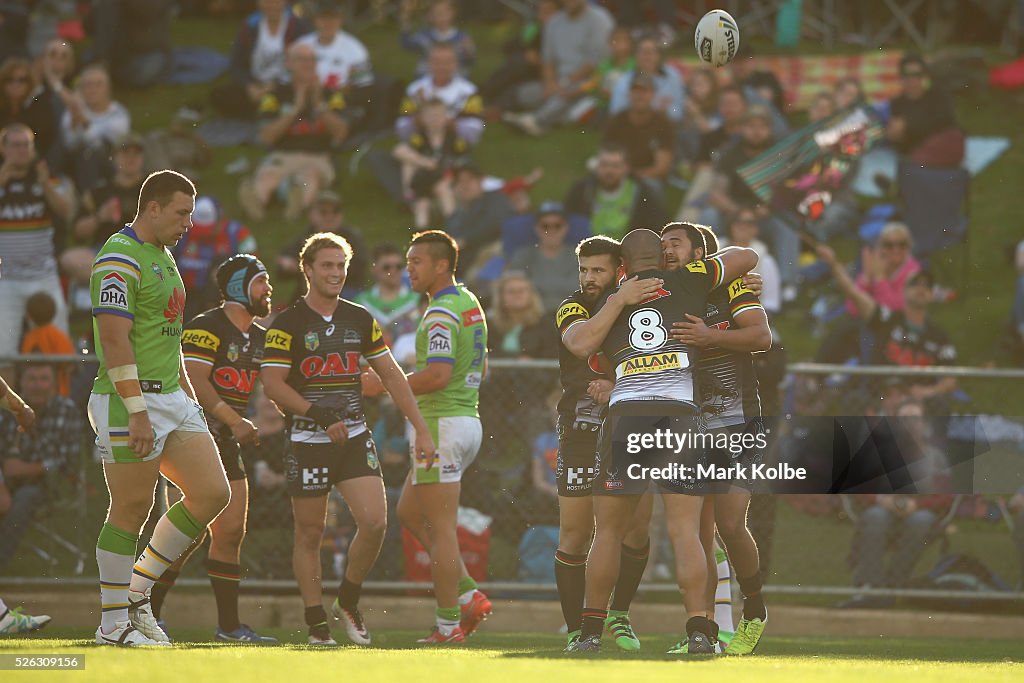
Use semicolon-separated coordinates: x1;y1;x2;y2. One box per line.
88;389;209;464
408;415;482;485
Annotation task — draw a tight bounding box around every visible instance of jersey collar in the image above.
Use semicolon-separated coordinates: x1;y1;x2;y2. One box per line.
433;284;460;298
119;225;143;244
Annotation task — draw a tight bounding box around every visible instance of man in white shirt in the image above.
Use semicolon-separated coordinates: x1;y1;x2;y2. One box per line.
397;44;483;145
297;1;374;91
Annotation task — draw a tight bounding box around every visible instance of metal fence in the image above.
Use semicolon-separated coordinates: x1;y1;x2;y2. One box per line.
2;354;1023;606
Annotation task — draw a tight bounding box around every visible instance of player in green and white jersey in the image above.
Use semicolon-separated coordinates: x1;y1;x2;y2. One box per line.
365;230;491;644
88;171;230;647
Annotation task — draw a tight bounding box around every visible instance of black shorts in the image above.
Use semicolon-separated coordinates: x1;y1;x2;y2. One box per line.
214;432;247;482
593;400;709;496
555;415;600;497
284;433;382;497
705;418;766;494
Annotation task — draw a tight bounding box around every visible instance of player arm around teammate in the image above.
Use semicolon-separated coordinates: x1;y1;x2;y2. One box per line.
561;275;667;359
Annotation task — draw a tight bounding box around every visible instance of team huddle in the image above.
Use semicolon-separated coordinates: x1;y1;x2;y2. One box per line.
83;169;769;655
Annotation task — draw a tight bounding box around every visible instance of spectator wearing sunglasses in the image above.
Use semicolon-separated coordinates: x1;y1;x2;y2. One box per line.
355;243;421;347
846;222;922;316
887;54;964;168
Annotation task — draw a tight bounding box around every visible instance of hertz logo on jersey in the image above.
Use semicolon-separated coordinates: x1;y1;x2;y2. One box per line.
300;351;362;379
556;303;588;327
265;330;292;351
617;351;686;378
728;278;752;301
182;330;220;351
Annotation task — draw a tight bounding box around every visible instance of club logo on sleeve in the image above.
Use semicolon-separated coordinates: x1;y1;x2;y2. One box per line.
99;272;129;309
181;329;220;352
428;322;452;353
265;330;292;350
556;302;588;327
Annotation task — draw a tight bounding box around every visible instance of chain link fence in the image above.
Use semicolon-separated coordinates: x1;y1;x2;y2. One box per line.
2;354;1023;608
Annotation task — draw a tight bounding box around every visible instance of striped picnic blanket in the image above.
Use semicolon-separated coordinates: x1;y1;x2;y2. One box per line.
669;51;904;111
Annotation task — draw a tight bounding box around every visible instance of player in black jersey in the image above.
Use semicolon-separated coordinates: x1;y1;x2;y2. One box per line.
563;229;757;654
664;221;771;655
554;236;666;652
151;255;277;643
260;233;436;647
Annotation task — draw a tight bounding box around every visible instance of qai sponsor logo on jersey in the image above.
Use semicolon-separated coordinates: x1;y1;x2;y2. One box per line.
428;322;452;353
99;272;129;310
300;351;361;378
213;367;258;396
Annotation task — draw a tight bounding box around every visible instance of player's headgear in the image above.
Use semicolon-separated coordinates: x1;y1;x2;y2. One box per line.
216;254;268;315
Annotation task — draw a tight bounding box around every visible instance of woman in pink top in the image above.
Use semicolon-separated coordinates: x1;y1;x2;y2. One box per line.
847;222;921;315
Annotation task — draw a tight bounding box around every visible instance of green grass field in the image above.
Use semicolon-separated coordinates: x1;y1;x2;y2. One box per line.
2;629;1023;682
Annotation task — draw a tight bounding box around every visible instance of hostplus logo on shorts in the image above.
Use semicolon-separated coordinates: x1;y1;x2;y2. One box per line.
302;467;329;488
566;467;595;491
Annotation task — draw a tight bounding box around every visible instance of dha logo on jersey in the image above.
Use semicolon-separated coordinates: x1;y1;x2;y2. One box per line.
619;352;683;377
304;331;320;351
226;343;239;362
99;272;129;310
428;322;452;353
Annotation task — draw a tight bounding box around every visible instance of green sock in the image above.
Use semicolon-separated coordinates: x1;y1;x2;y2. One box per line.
607;609;628;619
457;576;478;596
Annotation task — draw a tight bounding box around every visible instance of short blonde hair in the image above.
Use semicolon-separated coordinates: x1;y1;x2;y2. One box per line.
879;221;913;249
300;232;353;269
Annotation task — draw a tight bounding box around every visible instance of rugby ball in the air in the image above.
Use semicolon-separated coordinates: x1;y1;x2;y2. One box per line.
694;9;740;67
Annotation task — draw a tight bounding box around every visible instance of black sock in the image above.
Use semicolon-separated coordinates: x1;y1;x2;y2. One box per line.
150;568;179;620
207;559;241;632
610;540;649;612
580;608;607;638
305;604;329;635
337;577;362;611
686;615;718;639
554;550;587;631
738;571;767;621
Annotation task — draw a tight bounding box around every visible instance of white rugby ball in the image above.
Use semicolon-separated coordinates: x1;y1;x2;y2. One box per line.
694;9;740;67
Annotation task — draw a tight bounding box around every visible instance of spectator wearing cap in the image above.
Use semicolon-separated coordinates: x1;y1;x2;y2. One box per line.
59;64;130;192
608;34;686;123
602;72;676;187
398;44;484;145
276;190;369;298
505;202;581;313
240;42;350;221
173;196;259;321
708;103;800;295
817;244;958;405
564;143;668;240
444;165;515;277
501;0;613;136
60;132;148;302
218;0;311;119
887;54;964;168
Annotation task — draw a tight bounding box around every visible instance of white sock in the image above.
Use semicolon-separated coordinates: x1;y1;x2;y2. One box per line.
436;614;461;636
715;559;735;633
130;502;204;594
98;546;134;632
457;589;476;606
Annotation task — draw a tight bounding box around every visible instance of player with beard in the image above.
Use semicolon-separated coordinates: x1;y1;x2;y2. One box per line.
562;229;757;654
150;255;278;643
662;222;771;655
261;233;436;646
554;236;665;652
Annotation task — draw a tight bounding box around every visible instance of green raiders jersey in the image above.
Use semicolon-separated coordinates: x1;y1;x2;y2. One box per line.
91;226;186;394
415;283;487;418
